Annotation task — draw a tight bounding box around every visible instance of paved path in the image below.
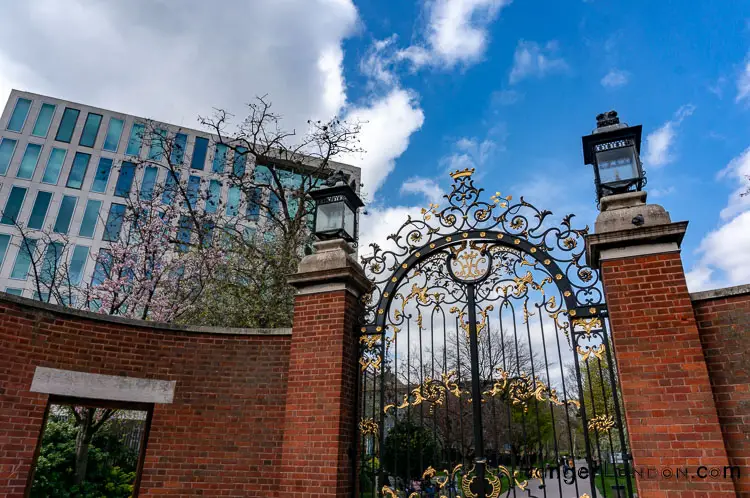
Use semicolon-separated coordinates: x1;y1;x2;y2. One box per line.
508;461;594;498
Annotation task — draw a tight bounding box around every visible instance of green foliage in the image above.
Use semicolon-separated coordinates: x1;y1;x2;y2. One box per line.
381;419;440;481
30;417;138;498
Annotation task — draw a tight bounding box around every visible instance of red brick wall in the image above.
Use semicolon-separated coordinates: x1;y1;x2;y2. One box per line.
277;290;360;498
601;253;737;496
0;296;291;498
693;291;750;496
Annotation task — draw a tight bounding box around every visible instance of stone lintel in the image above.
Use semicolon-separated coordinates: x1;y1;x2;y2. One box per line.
586;221;688;268
690;283;750;302
288;239;372;297
31;367;175;404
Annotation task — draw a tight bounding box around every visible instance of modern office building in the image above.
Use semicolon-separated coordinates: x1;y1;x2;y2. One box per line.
0;90;360;299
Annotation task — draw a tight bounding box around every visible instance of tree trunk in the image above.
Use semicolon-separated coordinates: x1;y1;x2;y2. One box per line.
74;408;95;485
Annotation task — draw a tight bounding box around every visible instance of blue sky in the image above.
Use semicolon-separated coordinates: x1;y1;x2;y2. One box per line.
1;0;749;291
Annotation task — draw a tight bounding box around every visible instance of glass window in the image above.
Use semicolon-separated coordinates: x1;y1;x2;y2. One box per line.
212;143;228;173
126;122;145;156
171;133;187;164
5;288;23;296
190;137;209;170
27;191;53;230
69;245;90;285
0;233;11;266
78;199;101;238
254;164;272;185
0;138;17;175
55;107;80;143
246;187;261;221
186;175;201;208
177;215;192;251
268;191;281;216
31;103;56;137
7;97;32;132
16;143;42;180
226;186;241;216
148;128;167;161
41;241;64;284
141;166;158;200
33;291;50;302
79;113;102;147
1;186;27;225
102;117;124;152
162;171;179;205
66;152;90;189
91;249;111;286
10;238;37;280
103;203;126;241
114;161;136;197
233;146;247;177
90;157;113;193
41;148;67;185
206;179;221;213
53;195;77;234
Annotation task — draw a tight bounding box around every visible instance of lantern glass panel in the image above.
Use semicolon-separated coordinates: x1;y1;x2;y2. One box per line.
316;201;344;234
595;146;639;186
343;203;355;239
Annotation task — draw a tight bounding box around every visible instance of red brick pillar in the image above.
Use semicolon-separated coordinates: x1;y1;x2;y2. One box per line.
587;192;737;496
279;239;371;497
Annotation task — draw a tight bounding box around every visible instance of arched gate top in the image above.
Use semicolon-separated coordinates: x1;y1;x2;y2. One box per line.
360;168;605;333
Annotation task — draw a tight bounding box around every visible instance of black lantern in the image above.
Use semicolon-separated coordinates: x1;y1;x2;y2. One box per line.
309;170;364;243
582;110;644;201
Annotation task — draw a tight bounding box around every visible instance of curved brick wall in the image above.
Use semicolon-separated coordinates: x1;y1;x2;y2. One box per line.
0;294;291;497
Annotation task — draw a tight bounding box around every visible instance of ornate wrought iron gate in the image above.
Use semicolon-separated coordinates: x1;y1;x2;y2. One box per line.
358;170;634;498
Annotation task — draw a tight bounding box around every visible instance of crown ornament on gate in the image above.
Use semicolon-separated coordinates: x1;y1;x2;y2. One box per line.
359;169;604;334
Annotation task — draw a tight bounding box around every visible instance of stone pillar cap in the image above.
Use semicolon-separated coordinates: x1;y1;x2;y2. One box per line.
287;239;372;296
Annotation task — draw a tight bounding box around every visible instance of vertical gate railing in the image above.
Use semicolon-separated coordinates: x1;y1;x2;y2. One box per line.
357;169;634;498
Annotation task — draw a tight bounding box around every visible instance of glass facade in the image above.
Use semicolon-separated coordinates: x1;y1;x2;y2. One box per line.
114;161;136;197
55;107;80;143
206;179;221;213
5;287;23;296
66;152;90;189
233;146;247;177
1;186;27;225
10;238;37;280
141;166;158;200
7;98;32;132
41;241;64;284
0;234;11;267
191;137;209;170
103;203;126;241
53;195;78;234
41;148;67;185
212;144;227;173
103;117;124;152
16;143;42;180
177;215;191;251
90;157;113;193
91;249;111;286
0;138;17;175
246;187;261;220
69;245;90;285
162;171;179;205
31;103;56;137
171;133;187;164
78;199;102;238
79;113;103;147
126;122;145;156
186;175;201;208
226;186;241;216
254;164;272;184
148;128;167;161
27;191;53;230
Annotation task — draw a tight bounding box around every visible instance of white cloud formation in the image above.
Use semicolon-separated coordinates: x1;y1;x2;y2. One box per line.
509;40;568;85
396;0;512;69
736;54;750;103
491;89;523;106
686;147;750;291
643;104;695;168
440;127;503;173
600;69;630;88
400;177;444;204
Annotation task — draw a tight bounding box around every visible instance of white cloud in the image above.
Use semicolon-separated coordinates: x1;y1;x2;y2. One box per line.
400;177;444;204
396;0;511;70
491;89;523;106
359;205;424;257
648;186;675;199
643;104;695;168
736;54;750;103
440;126;504;173
509;40;568;85
0;0;358;132
342;89;425;195
600;69;630;88
687;147;750;291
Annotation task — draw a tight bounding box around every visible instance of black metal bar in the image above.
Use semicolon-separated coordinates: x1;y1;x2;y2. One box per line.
553;319;580;498
572;328;599;498
467;283;486;498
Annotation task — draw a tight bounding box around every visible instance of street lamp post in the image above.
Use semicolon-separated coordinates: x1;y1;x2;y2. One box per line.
309;170;364;243
582;110;644;202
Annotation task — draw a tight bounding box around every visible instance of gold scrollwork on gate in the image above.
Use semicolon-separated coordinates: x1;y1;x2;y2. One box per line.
577;343;606;361
572;317;602;336
450;305;494;337
588;415;615;434
485;368;578;412
384;371;464;415
359;418;378;436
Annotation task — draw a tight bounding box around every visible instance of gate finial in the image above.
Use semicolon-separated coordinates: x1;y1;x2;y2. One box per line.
449;168;475;180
